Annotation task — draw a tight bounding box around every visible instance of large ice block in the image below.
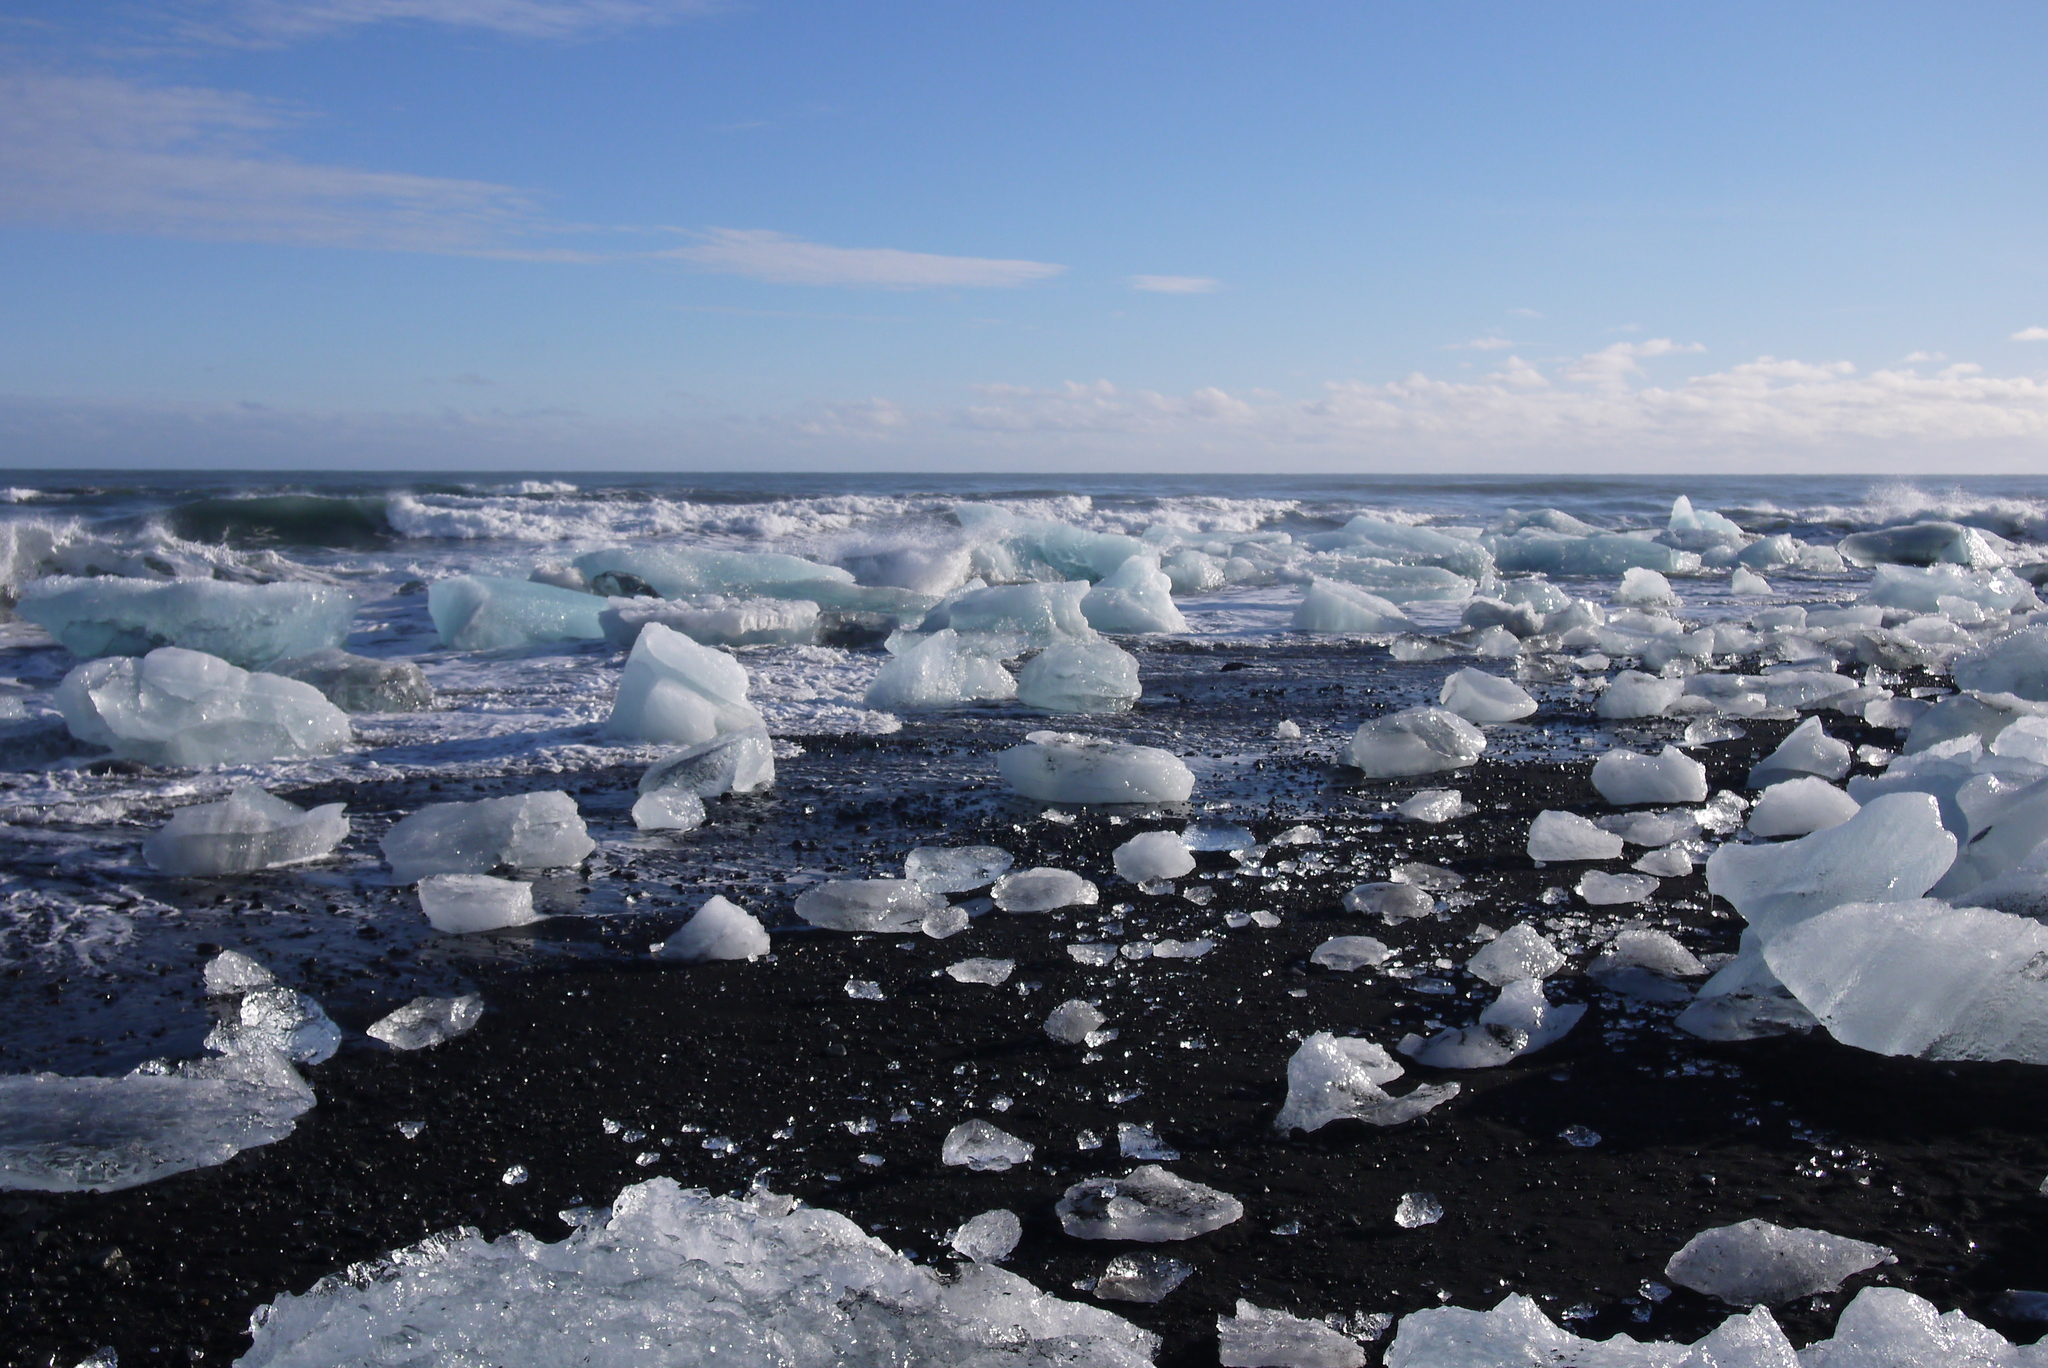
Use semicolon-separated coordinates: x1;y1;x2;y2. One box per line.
266;649;435;713
998;731;1196;804
382;790;596;883
1591;746;1708;805
143;786;349;876
1291;579;1415;634
922;581;1095;647
865;629;1017;711
1082;555;1188;634
56;647;350;766
17;575;357;669
571;545;854;598
1954;625;2048;701
1665;1219;1892;1305
1705;791;1955;941
1218;1300;1367;1368
1838;520;2011;569
427;574;607;651
1346;707;1486;777
605;622;767;745
1015;640;1141;714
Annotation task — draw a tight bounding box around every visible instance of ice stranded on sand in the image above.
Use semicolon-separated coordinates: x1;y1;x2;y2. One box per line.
1665;1219;1893;1305
1218;1300;1366;1368
652;896;769;962
56;647;350;766
143;786;348;877
1346;707;1485;778
382;791;595;884
416;874;543;934
794;878;945;932
998;731;1196;804
1274;1033;1459;1133
940;1119;1033;1171
1056;1165;1244;1241
367;994;485;1051
605;622;767;746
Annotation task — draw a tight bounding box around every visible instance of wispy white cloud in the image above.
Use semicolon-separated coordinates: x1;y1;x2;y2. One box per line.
1129;275;1219;294
2012;326;2048;342
179;0;721;43
1558;338;1705;388
1448;335;1514;351
0;72;554;253
658;228;1066;289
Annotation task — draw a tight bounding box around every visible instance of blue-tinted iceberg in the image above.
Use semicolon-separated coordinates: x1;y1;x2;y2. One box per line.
428;575;606;651
56;647;350;766
598;596;819;649
17;576;357;669
1292;579;1415;633
1081;556;1188;634
865;629;1016;711
1015;640;1140;714
572;545;853;598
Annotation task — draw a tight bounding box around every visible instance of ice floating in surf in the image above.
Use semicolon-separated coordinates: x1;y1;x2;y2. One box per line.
428;574;607;650
266;649;435;713
17;575;358;670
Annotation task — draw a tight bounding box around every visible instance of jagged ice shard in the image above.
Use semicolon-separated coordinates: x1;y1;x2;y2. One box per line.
366;994;485;1051
1081;555;1189;634
1217;1301;1367;1368
143;786;349;876
998;731;1196;804
238;1178;1160;1368
382;791;596;883
17;576;358;669
638;727;776;799
1274;1033;1459;1133
56;647;351;766
1056;1165;1244;1241
606;623;767;745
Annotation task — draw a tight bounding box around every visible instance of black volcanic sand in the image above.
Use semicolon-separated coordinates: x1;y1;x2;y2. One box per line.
7;642;2048;1367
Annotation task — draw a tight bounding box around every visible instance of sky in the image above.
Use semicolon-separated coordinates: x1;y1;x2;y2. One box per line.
2;0;2047;473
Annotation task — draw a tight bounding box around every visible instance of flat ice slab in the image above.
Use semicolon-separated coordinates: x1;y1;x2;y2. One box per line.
638;726;775;799
367;994;485;1051
266;649;435;713
794;878;944;932
428;574;607;651
18;575;358;669
416;874;543;934
57;647;351;766
1218;1300;1367;1368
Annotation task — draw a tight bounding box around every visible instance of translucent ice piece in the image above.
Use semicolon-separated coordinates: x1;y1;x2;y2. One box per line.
1577;870;1658;905
56;647;350;766
1292;579;1415;634
383;791;595;883
427;574;606;651
1591;747;1708;806
1274;1032;1458;1133
653;895;769;962
1748;716;1852;788
1397;979;1585;1069
1082;555;1189;634
1056;1165;1244;1241
946;957;1015;985
1218;1300;1366;1368
1095;1251;1193;1303
1113;830;1195;884
1466;923;1565;984
793;878;943;933
598;596;819;650
605;623;766;745
1309;936;1391;971
571;544;853;598
906;845;1014;893
205;987;342;1064
265;650;434;713
18;575;357;669
998;731;1196;804
143;786;348;876
1666;1219;1891;1306
1015;639;1141;714
993;866;1099;912
637;726;775;799
1346;707;1486;778
1396;788;1474;823
1705;791;1956;941
1747;777;1859;837
951;1208;1022;1263
1044;998;1108;1044
941;1119;1034;1171
1597;669;1684;720
865;628;1018;711
1438;668;1537;724
631;788;706;832
366;994;485;1051
1527;810;1624;861
416;874;542;934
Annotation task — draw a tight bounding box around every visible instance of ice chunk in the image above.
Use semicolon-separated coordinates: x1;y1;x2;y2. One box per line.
366;994;485;1051
1596;807;1703;846
1057;1165;1244;1242
1319;516;1494;576
1633;843;1695;876
949;1208;1022;1264
1438;668;1537;724
1862;563;2036;613
1748;778;1860;837
1383;1294;1797;1367
993;866;1099;912
265;649;434;713
866;628;1018;711
427;574;606;650
928;581;1095;646
906;845;1014;893
1397;979;1585;1069
1395;788;1473;823
921;905;972;939
1765;898;2048;1062
1044;998;1109;1044
638;726;776;799
1186;817;1256;851
1096;1252;1193;1303
631;789;706;832
653;895;768;962
794;879;943;933
1589;746;1708;806
1341;882;1435;921
0;1046;314;1194
18;575;357;669
1274;1032;1459;1133
1614;567;1678;607
1082;555;1188;634
1590;928;1705;978
1467;923;1565;984
203;950;276;996
942;1119;1034;1171
1218;1300;1366;1368
206;987;342;1065
998;730;1196;804
56;647;350;765
1272;719;1302;740
383;791;595;882
598;595;818;650
1527;810;1625;861
1597;669;1685;720
1666;1219;1891;1306
573;544;853;597
1310;936;1391;971
1839;520;2009;569
143;786;349;876
1705;791;1956;940
1393;1193;1444;1228
1015;639;1141;714
239;1177;1159;1367
1577;870;1658;905
1748;716;1852;788
1346;707;1486;778
1118;1122;1179;1161
1907;690;2048;755
605;623;766;745
1731;568;1773;595
946;957;1015;985
1114;831;1195;884
417;874;542;934
1489;530;1697;578
1292;579;1415;633
1954;625;2048;701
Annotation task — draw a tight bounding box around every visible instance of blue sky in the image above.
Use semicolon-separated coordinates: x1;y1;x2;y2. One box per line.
2;0;2046;471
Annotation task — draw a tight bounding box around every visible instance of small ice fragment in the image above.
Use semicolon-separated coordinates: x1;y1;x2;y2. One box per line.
1250;911;1281;928
1045;999;1108;1044
1589;929;1705;979
1114;830;1196;884
267;648;434;713
906;845;1014;893
859;1154;884;1166
992;867;1099;913
1310;936;1391;971
202;950;276;997
1396;788;1473;824
1095;1251;1193;1303
1056;1165;1244;1241
1183;885;1214;906
1273;719;1302;740
1559;1125;1601;1148
396;1119;425;1140
1527;810;1625;862
998;730;1196;804
921;905;972;939
1341;882;1435;921
1397;979;1586;1069
366;994;484;1051
950;1208;1022;1262
416;874;541;934
1117;1122;1179;1161
1731;567;1772;595
501;1164;529;1186
1151;938;1214;959
1394;1192;1444;1228
1347;707;1486;777
144;787;349;876
1395;861;1466;890
1218;1300;1366;1368
205;988;343;1065
795;879;944;933
946;958;1015;985
653;895;769;962
941;1119;1033;1171
1465;923;1565;985
1271;824;1323;845
1077;1129;1103;1150
1438;668;1538;724
1577;870;1659;905
1185;818;1256;851
844;979;885;1001
1591;747;1708;806
1274;1033;1459;1132
1664;1219;1892;1305
383;791;595;883
1137;879;1174;897
1068;943;1119;966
